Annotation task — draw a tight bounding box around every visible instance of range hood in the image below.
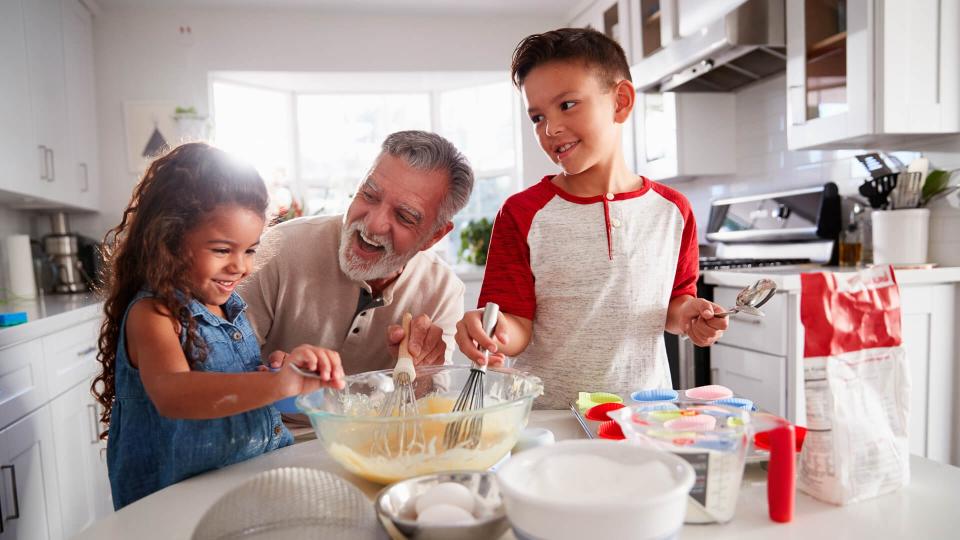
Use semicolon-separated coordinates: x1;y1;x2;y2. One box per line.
632;0;786;93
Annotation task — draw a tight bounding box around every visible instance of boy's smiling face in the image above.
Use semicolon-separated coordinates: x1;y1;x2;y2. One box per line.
522;60;631;176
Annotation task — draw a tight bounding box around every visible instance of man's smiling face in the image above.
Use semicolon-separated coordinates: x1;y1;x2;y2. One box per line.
338;153;450;282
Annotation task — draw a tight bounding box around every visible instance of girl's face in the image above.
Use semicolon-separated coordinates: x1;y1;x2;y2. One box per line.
184;204;265;312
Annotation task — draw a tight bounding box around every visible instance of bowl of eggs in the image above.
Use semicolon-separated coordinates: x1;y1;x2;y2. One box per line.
297;365;542;484
375;470;508;540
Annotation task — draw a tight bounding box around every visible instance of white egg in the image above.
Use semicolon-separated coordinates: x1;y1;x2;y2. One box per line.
416;503;477;526
415;482;475;516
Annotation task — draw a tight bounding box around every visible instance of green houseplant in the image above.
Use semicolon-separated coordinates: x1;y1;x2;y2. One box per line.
458;218;493;266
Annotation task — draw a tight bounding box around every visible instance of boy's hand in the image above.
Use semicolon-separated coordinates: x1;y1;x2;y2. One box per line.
386;314;446;366
455;309;510;367
681;298;728;347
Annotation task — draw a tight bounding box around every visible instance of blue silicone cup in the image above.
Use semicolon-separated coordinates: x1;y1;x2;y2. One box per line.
630;388;680;402
713;397;755;411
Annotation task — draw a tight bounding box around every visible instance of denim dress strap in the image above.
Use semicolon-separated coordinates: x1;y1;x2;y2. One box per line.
106;290;292;510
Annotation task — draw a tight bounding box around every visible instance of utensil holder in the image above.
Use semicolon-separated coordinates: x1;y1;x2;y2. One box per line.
871;209;931;265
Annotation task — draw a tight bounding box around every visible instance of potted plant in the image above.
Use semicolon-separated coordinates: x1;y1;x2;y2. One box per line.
458;218;493;266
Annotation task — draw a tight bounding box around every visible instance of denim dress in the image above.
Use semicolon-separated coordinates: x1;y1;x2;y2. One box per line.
106;290;293;509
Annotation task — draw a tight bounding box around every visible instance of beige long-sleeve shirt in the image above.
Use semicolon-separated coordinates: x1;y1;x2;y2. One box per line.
239;214;465;374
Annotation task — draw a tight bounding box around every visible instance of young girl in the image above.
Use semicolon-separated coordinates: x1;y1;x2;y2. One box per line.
92;143;345;509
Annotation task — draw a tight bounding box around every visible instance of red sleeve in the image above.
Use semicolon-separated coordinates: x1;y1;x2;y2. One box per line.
477;180;554;320
651;182;699;299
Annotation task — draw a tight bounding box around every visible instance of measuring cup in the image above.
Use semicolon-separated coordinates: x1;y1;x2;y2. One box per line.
608;402;795;524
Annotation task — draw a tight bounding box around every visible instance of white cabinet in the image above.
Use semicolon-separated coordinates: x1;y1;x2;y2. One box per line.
633;92;735;181
628;0;675;64
0;407;62;540
710;278;959;465
0;306;111;539
711;344;787;417
0;0;39;200
786;0;960;150
899;283;956;464
50;382;111;538
62;0;99;210
23;0;71;201
569;0;633;59
0;0;99;211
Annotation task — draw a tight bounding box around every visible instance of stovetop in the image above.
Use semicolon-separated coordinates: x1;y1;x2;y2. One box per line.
698;257;812;270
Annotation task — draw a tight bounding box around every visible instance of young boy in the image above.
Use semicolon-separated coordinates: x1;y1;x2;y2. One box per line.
455;28;728;408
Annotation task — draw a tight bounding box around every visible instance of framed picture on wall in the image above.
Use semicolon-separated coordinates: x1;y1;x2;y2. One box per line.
123;100;177;174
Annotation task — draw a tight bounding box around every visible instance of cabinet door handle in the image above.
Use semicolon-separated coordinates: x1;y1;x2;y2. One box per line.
88;404;101;444
45;148;55;182
77;163;90;193
38;145;48;181
711;367;719;384
77;345;97;357
1;465;20;523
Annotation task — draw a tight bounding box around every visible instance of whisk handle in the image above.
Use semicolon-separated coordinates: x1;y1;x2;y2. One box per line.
481;302;500;337
480;303;500;369
395;313;416;382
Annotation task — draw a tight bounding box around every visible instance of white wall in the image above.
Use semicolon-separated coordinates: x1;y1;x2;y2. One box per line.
671;74;960;242
74;7;561;237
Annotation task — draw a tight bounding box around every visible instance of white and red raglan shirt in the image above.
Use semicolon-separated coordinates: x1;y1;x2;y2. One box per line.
478;175;699;409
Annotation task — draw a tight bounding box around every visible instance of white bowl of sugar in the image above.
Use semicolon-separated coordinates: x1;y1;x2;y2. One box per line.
496;439;695;540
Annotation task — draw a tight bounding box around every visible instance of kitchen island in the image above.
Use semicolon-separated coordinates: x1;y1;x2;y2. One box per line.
77;410;960;539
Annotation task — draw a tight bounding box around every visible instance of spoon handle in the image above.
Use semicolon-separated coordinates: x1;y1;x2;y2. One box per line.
713;306;740;319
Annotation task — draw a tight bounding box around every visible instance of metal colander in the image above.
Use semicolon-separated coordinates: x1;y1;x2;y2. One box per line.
191;467;387;540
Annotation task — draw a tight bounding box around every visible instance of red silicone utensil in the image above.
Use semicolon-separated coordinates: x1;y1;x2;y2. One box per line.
766;424;796;523
754;425;807;452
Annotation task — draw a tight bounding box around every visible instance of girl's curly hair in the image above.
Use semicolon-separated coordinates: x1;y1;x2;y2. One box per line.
92;142;268;439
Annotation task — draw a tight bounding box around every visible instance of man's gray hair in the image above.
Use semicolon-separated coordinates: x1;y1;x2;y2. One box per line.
381;130;474;228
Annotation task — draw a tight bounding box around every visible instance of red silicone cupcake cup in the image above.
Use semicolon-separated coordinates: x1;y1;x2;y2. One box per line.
585;401;626;422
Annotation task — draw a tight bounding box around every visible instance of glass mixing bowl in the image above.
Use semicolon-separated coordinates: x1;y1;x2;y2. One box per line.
297;365;543;484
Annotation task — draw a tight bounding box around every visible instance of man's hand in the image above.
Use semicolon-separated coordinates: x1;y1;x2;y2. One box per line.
387;314;447;366
454;309;510;367
674;297;728;347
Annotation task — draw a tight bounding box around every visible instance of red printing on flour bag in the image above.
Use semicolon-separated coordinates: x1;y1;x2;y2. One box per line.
798;265;910;505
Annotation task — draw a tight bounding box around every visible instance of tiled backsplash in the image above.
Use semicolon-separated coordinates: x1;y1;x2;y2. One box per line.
671;74;960;243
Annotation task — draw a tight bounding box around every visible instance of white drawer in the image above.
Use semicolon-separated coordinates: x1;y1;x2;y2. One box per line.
710;343;786;417
713;287;787;356
42;318;99;398
0;339;48;429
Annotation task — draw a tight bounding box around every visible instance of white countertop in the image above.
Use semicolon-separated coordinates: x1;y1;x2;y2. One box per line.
77;410;960;539
704;265;960;291
0;292;102;347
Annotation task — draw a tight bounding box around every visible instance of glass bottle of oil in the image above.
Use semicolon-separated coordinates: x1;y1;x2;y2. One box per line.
839;223;862;267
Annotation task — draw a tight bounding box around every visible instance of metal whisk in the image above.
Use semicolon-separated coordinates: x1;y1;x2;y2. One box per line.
443;302;500;449
373;313;425;458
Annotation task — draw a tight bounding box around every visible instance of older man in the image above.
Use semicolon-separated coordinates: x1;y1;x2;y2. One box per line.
240;130;473;375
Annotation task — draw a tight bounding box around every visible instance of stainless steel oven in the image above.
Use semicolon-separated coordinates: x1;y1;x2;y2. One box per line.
666;183;841;389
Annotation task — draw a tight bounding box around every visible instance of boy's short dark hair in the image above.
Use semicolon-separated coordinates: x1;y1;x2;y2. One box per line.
511;27;632;89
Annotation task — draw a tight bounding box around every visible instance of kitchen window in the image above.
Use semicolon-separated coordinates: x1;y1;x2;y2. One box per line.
211;73;520;263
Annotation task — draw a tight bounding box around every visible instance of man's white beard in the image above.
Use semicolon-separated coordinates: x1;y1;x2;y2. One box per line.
338;219;420;282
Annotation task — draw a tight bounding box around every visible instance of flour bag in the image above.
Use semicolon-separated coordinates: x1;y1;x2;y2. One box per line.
798;265;910;505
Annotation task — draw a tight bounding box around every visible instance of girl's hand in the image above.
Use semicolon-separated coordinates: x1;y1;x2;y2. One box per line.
454;309;510;367
275;344;346;395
